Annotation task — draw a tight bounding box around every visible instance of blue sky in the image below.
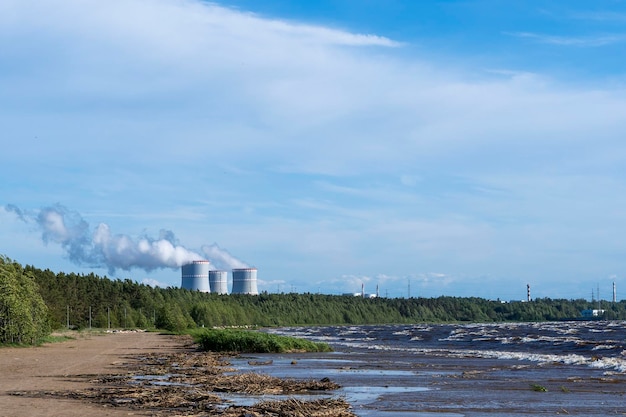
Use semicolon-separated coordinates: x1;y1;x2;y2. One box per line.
2;0;626;300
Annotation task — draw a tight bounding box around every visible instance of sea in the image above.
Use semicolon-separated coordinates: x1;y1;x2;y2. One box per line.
230;321;626;416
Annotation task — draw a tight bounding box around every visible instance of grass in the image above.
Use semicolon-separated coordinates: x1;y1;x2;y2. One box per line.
37;334;76;345
0;334;75;348
530;383;548;392
193;328;332;353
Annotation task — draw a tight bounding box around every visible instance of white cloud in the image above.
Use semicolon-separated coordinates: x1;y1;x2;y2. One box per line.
3;0;626;177
2;0;626;298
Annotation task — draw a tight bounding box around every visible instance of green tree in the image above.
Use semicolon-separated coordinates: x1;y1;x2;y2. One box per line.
0;256;50;344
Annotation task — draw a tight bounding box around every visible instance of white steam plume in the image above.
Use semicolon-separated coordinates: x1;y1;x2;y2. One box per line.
201;243;249;270
5;204;246;274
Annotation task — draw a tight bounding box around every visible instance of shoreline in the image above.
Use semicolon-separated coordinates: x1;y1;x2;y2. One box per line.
4;324;626;416
0;330;355;417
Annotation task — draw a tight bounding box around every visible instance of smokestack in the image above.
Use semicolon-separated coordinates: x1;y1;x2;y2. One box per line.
527;284;531;302
361;282;365;298
613;281;617;303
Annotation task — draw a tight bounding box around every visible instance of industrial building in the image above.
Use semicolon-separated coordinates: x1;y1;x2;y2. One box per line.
181;260;210;293
180;263;258;295
231;268;259;295
209;270;228;294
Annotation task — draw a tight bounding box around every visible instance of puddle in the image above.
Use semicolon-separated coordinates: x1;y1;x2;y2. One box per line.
217;384;430;411
130;374;190;387
340;385;429;405
333;368;416;376
218;376;426;408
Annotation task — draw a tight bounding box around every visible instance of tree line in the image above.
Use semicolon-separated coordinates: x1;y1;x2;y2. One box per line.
2;255;626;344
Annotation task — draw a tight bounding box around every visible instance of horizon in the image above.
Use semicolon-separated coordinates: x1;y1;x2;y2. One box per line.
2;0;626;301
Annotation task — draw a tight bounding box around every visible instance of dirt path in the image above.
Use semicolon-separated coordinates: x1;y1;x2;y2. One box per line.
0;331;190;417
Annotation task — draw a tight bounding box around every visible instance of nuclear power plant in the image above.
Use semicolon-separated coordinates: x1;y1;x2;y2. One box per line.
209;270;228;294
181;262;258;295
231;268;259;295
181;260;210;293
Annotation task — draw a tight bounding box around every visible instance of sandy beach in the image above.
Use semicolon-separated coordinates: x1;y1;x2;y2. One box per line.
0;331;189;417
0;331;353;417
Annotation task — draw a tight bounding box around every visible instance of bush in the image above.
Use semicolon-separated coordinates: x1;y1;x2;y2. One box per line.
0;256;50;344
195;329;332;353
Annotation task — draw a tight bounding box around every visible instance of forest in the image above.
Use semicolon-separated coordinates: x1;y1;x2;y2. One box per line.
2;255;626;344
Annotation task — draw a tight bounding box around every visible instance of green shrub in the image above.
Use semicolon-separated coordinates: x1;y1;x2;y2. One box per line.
0;256;50;344
195;329;332;353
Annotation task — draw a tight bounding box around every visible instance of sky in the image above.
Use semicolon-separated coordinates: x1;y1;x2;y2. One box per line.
2;0;626;300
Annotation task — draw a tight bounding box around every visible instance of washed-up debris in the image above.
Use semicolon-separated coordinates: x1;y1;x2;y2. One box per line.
9;349;354;417
218;398;356;417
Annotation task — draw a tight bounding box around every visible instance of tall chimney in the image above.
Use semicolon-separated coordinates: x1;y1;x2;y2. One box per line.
527;284;531;302
613;281;617;303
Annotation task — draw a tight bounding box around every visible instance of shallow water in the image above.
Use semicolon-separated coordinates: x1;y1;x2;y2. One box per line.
238;322;626;416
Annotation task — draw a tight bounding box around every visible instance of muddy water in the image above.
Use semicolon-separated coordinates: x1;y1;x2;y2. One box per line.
231;322;626;416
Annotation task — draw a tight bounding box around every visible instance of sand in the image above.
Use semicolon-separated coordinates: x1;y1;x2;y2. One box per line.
0;331;188;417
0;331;354;417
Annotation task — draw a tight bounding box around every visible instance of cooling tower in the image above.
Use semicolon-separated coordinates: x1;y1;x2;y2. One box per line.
181;260;210;292
231;268;258;295
209;270;228;294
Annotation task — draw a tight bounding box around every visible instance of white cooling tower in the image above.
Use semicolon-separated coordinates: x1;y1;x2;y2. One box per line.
231;268;258;295
209;270;228;294
181;260;210;292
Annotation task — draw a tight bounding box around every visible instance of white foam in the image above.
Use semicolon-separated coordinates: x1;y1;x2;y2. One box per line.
592;344;618;351
590;357;626;373
331;339;626;373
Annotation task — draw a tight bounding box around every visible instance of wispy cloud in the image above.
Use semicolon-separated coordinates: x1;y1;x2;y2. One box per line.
265;19;402;47
507;31;626;47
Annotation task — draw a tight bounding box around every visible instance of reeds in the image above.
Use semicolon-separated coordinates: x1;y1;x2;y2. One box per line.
195;329;332;353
